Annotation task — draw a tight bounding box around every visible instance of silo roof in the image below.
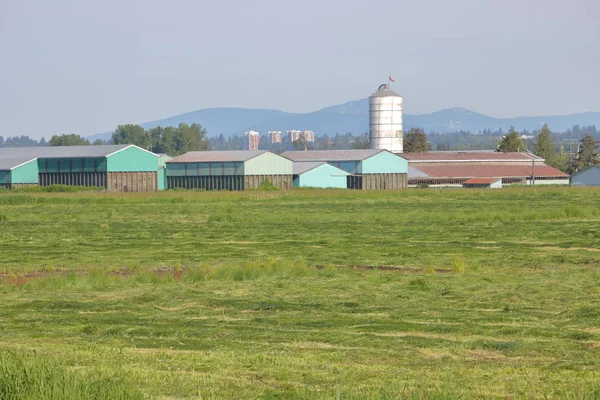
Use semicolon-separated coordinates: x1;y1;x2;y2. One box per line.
370;88;402;98
282;149;389;162
167;150;268;163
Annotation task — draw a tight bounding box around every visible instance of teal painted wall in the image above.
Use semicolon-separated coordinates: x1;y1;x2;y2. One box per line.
296;164;349;188
158;167;167;190
107;146;158;172
158;155;173;168
362;151;408;174
0;170;8;185
166;162;244;176
38;158;107;173
11;159;40;184
328;161;361;174
244;152;292;175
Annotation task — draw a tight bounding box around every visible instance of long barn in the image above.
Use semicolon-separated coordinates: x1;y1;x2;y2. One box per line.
401;151;570;187
0;145;159;192
166;150;293;190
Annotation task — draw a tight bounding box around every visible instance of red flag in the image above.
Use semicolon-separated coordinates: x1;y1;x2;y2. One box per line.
389;76;395;82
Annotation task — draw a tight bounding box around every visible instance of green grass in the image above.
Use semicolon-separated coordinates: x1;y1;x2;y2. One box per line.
0;187;599;398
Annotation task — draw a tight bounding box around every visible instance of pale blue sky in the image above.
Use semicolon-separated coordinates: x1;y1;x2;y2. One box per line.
1;0;598;139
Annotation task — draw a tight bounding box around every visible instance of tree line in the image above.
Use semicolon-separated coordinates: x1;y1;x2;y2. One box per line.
0;123;212;156
2;123;598;173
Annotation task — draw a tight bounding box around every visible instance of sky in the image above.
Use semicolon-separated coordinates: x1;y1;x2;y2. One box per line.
1;0;598;139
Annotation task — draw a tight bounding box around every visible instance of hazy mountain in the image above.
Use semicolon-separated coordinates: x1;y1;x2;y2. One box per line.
87;100;600;141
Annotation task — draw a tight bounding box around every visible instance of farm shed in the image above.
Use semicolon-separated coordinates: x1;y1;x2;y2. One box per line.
0;157;39;188
292;162;350;188
0;145;160;192
166;150;293;190
462;177;502;189
571;165;600;186
401;151;570;187
281;149;408;190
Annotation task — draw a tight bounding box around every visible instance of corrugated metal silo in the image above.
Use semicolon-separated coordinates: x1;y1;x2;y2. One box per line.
369;85;403;153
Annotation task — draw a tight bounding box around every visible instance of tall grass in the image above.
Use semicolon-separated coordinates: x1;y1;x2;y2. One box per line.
0;352;142;400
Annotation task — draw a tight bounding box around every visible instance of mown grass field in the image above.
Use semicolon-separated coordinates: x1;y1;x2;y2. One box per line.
0;187;599;399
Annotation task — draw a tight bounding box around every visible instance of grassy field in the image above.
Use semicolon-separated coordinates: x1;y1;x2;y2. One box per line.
0;187;599;398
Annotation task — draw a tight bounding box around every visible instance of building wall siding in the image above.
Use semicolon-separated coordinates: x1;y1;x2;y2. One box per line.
328;161;362;174
245;174;292;190
0;170;9;186
244;152;293;176
296;164;349;188
107;171;157;192
167;175;245;191
107;146;159;172
158;167;167;190
525;178;570;186
39;172;107;187
362;151;408;174
166;162;244;177
361;173;407;190
38;158;107;173
10;159;40;184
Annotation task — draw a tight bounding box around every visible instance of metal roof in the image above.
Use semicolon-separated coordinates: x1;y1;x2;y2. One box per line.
282;149;388;162
167;150;268;163
293;161;351;175
463;178;502;185
370;88;402;98
400;152;543;162
408;166;430;179
0;157;38;171
0;145;139;160
409;164;569;179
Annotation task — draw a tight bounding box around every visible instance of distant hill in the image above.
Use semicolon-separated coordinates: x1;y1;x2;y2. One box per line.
87;100;600;141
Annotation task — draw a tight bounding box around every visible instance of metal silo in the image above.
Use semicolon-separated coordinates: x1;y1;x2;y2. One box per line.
369;84;403;153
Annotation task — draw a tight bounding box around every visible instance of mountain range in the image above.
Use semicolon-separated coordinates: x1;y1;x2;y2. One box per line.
87;98;600;141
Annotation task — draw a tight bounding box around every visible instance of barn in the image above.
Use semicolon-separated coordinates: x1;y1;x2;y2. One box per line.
292;162;350;188
281;149;408;190
401;151;569;187
166;150;293;190
572;165;600;186
0;145;160;191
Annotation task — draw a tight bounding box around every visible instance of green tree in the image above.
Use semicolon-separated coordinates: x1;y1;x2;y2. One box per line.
112;125;151;149
292;136;308;151
48;133;90;146
172;123;211;155
534;124;557;166
351;134;370;149
404;128;430;152
497;126;525;152
92;139;104;145
569;133;599;173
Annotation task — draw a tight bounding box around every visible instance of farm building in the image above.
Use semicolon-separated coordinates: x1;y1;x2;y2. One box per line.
166;150;293;190
157;154;173;191
572;165;600;186
292;162;350;188
462;178;503;189
281;149;408;189
0;145;160;191
401;151;569;187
